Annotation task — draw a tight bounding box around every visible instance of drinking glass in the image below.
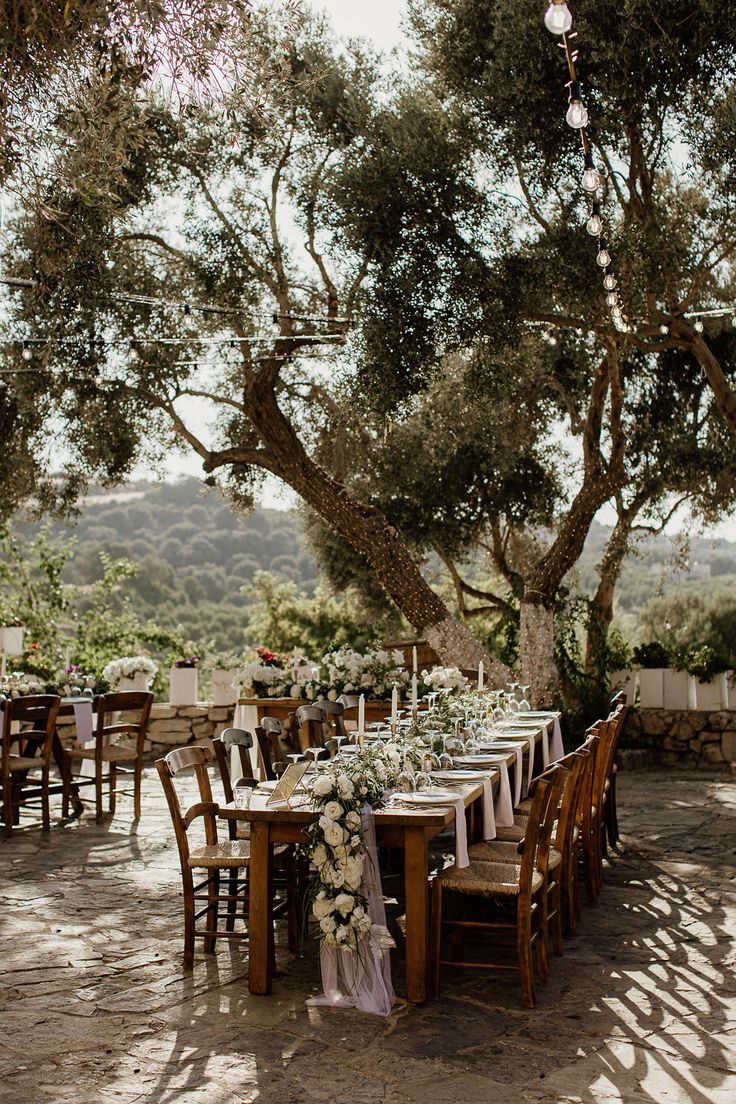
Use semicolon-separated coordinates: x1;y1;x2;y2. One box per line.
234;785;253;810
415;769;432;791
518;685;531;712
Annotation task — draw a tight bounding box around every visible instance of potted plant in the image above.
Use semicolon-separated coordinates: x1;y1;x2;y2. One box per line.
683;644;730;711
0;608;25;676
663;647;690;711
169;655;200;706
101;655;158;692
631;642;670;709
207;651;242;706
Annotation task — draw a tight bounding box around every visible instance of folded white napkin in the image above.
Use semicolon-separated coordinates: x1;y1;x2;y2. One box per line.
73;701;95;747
449;795;469;867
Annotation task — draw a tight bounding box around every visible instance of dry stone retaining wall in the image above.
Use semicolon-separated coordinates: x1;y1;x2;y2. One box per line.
56;702;235;752
625;708;736;772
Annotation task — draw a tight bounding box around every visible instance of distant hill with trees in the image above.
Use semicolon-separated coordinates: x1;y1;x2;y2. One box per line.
12;478;321;653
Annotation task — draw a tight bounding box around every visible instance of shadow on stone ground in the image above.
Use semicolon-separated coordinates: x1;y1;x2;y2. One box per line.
1;767;735;1104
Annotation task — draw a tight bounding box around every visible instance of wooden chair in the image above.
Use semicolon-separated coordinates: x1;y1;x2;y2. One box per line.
255;718;291;780
62;690;153;823
315;699;348;741
430;777;555;1007
156;745;251;967
291;704;328;752
1;694;61;837
604;699;627;847
212;728;255;802
472;755;589;948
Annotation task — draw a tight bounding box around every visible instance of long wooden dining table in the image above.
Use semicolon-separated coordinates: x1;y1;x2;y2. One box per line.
221;775;492;1004
218;716;557;1004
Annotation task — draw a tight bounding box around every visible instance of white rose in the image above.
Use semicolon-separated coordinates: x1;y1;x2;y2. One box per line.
290;684;301;698
335;924;350;944
312;895;333;920
345;811;361;831
352;905;365;920
344;682;354;693
350;834;361;848
337;775;354;800
344;855;363;890
312;774;333;797
320;915;337;934
320;818;345;848
324;800;344;822
311;844;328;868
334;892;355;917
327;689;337;701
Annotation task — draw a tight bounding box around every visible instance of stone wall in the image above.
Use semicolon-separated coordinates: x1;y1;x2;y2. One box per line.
56;702;235;752
625;708;736;772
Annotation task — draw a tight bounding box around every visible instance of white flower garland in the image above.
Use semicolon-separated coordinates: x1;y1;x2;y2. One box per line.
305;743;403;949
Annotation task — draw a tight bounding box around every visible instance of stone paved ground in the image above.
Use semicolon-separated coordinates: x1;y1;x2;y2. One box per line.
1;766;735;1104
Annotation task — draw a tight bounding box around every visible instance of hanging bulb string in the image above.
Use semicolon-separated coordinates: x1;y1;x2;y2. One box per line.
544;2;630;333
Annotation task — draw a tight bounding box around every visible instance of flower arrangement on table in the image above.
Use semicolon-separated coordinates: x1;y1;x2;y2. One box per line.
101;655;158;690
0;672;47;698
306;743;404;948
240;648;321;699
419;665;468;694
319;644;409;701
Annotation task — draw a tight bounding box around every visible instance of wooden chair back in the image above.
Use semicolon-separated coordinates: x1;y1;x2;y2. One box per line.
212;729;255;804
337;694;360;711
315;699;347;740
517;777;554;902
292;704;327;752
156;745;219;869
94;690;153;762
552;751;589;856
1;694;60;769
255;718;293;779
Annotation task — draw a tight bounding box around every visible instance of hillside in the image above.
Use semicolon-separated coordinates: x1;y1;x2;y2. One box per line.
12;479;319;652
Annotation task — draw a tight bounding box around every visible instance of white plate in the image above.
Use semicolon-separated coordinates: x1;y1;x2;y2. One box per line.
433;770;488;781
397;790;458;805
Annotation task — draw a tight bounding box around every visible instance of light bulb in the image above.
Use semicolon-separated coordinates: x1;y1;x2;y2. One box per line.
129;347;139;361
603;274;617;291
566;98;589;129
606;292;618;307
544;1;573;35
586;213;603;236
596;243;611;268
581;151;600;192
694;319;704;333
21;346;33;361
612;305;623;320
659;324;668;334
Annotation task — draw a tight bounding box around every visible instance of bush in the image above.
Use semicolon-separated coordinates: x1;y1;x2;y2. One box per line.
681;644;730;682
631;641;670;668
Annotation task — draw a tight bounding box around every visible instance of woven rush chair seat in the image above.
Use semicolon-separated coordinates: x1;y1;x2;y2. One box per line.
439;859;543;897
188;840;252;868
470;839;562;872
494;820;528;842
73;743;137;762
8;754;47;772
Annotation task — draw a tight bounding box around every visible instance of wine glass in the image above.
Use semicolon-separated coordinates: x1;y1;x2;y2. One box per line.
438;750;453;772
397;761;415;793
414;769;432;791
518;685;531;712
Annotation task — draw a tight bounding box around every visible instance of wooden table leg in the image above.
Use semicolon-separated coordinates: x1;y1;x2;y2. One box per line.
403;825;430;1004
248;820;273;994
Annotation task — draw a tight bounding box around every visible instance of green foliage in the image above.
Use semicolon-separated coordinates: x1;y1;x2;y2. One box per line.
631;641;671;669
639;581;736;664
680;644;730;682
242;571;394;657
0;525;73;669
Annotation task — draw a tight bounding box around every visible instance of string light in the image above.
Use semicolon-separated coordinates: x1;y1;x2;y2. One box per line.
21;346;33;361
694;319;704;333
543;4;631;334
596;240;611;268
565;84;589;129
586;204;603;236
544;1;572;35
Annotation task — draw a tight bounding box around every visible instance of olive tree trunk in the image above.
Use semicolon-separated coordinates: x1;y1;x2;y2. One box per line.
206;382;513;683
